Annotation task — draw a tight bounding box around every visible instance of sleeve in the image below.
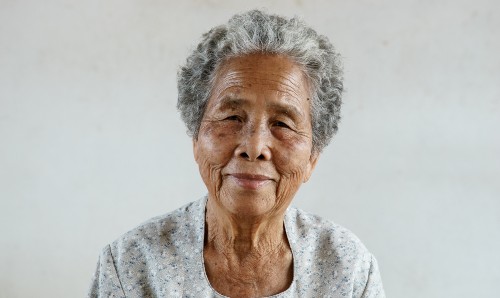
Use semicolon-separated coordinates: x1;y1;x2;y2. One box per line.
87;245;127;298
360;255;386;298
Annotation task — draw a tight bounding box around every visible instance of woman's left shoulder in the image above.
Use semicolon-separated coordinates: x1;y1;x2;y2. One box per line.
285;207;385;297
285;206;372;260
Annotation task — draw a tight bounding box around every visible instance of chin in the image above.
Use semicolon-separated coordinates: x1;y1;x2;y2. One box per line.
219;190;280;218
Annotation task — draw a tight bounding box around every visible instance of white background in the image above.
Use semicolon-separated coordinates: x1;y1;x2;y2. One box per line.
1;0;499;297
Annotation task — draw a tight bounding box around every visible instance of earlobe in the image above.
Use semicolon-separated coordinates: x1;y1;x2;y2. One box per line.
303;153;320;183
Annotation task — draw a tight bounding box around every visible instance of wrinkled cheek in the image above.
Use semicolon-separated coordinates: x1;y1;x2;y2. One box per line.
196;132;237;198
274;160;309;202
276;175;303;200
274;147;311;177
198;126;238;161
198;164;221;199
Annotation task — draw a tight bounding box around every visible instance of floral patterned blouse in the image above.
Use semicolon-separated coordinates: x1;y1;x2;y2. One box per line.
88;197;385;297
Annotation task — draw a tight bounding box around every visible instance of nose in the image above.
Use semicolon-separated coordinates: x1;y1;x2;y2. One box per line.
234;124;272;161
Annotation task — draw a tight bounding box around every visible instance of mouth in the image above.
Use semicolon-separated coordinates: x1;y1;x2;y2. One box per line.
228;173;273;190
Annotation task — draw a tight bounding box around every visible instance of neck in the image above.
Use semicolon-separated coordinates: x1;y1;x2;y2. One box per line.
205;197;289;258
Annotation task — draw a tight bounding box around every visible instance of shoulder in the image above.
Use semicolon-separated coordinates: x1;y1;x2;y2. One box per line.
91;199;207;296
285;207;385;296
286;206;370;258
108;198;205;259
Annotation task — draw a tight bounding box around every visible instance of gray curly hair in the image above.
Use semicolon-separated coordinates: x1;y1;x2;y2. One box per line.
177;10;343;153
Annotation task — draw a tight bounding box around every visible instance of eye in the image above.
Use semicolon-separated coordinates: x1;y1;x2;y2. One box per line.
273;121;291;129
224;115;242;121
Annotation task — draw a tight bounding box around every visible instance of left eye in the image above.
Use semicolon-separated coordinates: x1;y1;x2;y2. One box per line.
274;121;290;128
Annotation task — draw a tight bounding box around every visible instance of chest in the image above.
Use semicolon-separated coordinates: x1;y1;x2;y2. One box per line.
203;248;294;298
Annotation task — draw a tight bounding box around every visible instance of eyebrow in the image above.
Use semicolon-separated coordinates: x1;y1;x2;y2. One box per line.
214;96;245;112
267;102;305;121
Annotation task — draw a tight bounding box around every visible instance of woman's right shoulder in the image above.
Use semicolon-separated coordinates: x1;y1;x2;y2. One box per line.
106;198;206;256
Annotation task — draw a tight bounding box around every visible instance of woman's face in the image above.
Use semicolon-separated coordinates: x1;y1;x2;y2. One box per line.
194;53;318;219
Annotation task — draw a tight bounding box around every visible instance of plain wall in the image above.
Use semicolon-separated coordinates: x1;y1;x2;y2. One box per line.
1;0;499;297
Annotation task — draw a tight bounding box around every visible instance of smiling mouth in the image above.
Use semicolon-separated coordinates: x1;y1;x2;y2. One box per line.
228;173;273;190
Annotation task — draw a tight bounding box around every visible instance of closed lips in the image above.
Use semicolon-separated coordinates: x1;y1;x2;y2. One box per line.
230;173;273;181
227;173;274;190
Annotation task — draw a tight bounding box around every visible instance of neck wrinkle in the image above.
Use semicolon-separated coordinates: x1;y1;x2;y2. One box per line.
205;197;289;258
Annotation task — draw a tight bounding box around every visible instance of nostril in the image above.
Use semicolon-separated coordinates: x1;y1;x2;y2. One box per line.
257;154;265;160
240;152;249;159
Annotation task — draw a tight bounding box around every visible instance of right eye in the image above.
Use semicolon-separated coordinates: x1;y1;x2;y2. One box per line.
224;115;241;121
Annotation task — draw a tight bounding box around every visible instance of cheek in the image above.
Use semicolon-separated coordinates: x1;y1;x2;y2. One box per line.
274;139;313;178
272;128;302;146
273;144;312;202
196;122;239;169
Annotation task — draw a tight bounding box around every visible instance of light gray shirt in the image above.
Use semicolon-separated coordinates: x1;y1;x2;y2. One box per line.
88;197;385;297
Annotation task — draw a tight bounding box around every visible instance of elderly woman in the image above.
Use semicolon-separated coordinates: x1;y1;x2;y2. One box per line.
89;10;385;298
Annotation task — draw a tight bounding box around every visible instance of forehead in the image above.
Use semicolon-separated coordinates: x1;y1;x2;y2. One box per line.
208;53;311;111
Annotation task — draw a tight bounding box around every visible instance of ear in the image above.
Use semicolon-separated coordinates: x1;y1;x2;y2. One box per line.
192;138;199;164
303;152;320;183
